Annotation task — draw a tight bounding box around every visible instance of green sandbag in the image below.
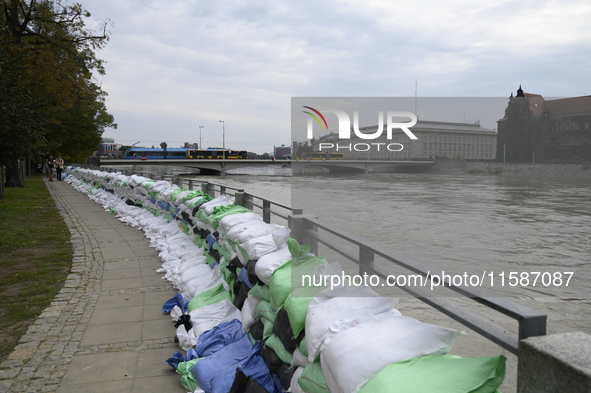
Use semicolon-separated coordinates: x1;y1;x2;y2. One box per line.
283;285;326;337
269;255;328;310
265;333;293;365
299;361;330;393
299;337;309;358
187;195;212;209
170;187;187;203
357;354;506;393
249;283;271;302
176;358;202;392
209;205;254;229
182;190;208;203
257;300;276;339
187;283;232;313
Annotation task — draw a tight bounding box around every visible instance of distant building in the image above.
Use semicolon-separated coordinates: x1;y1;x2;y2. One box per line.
98;138;121;159
502;86;591;160
274;145;291;159
312;120;497;160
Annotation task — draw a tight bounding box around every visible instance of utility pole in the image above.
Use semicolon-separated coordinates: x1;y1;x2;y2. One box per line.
199;126;203;149
219;120;225;160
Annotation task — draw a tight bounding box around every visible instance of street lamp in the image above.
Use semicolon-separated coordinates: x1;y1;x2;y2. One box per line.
199;126;203;149
219;120;225;160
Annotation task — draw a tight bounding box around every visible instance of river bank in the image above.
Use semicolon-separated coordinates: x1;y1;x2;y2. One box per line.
431;159;591;178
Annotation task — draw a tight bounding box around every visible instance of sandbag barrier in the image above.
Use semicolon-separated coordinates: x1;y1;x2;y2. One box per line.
62;166;507;393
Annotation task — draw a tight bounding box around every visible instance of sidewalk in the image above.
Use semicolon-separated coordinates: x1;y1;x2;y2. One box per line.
1;178;186;393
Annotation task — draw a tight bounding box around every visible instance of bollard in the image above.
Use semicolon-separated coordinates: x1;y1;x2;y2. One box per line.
202;182;210;196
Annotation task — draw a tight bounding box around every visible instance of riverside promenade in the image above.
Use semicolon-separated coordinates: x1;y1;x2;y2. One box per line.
1;179;186;392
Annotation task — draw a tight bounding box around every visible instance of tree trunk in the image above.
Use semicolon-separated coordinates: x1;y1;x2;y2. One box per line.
5;159;24;188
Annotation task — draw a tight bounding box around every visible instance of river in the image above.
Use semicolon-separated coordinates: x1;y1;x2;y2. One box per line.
114;164;591;392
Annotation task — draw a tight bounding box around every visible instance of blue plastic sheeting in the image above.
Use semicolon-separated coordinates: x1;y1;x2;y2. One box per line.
237;267;254;289
186;348;200;361
211;261;219;269
195;319;245;358
148;197;156;204
192;336;281;393
165;351;185;370
206;234;216;251
158;201;170;211
162;293;190;313
175;208;181;215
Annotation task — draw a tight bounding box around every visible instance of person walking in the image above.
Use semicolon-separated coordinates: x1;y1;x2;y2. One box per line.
47;155;55;182
55;154;64;181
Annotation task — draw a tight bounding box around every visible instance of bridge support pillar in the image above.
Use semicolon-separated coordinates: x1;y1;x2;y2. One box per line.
518;331;591;392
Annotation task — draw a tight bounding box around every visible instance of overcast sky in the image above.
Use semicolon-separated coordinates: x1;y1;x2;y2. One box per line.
86;0;591;154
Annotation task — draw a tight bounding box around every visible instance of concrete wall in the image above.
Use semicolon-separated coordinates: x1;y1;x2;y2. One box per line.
518;331;591;393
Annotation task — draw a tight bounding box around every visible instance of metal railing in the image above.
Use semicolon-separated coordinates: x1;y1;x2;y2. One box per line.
89;166;546;355
289;214;546;355
203;181;300;224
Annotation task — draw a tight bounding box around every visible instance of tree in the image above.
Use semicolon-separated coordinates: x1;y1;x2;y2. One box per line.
496;96;537;162
160;142;167;159
0;0;114;189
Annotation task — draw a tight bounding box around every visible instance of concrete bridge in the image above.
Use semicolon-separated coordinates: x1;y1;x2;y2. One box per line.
97;158;434;175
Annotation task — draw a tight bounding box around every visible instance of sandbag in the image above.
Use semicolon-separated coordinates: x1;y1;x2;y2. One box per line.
241;233;278;260
188;300;242;342
187;283;233;313
298;361;330;393
305;284;399;361
357;354;506;393
194;318;245;358
320;313;461;393
255;245;292;286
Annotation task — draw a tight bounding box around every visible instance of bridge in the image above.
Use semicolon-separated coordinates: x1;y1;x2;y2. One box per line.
97;158;434;175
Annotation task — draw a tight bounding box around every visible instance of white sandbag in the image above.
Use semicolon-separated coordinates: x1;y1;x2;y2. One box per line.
254;245;292;285
187;299;242;341
240;294;262;333
181;267;216;296
320;313;461;393
306;284;399;361
241;233;277;260
176;324;197;351
181;264;214;288
271;226;291;248
240;296;256;333
226;221;278;244
219;212;262;232
291;348;311;368
200;195;232;215
289;366;305;393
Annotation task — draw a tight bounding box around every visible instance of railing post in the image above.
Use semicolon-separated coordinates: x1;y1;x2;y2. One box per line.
202;182;210;196
188;180;193;190
221;185;226;195
359;245;375;275
235;190;245;207
263;200;271;223
244;193;254;210
303;218;318;256
288;208;304;243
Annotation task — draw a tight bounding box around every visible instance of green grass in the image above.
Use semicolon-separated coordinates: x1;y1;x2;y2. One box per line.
0;174;73;362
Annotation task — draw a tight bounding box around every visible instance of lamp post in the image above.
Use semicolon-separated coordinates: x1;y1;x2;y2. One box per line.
199;126;203;149
219;120;225;160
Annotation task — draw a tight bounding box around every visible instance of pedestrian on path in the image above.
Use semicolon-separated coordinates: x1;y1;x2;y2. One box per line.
55;154;64;181
47;155;55;182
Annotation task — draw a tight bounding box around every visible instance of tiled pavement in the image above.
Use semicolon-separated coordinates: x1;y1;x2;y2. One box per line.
0;178;186;392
